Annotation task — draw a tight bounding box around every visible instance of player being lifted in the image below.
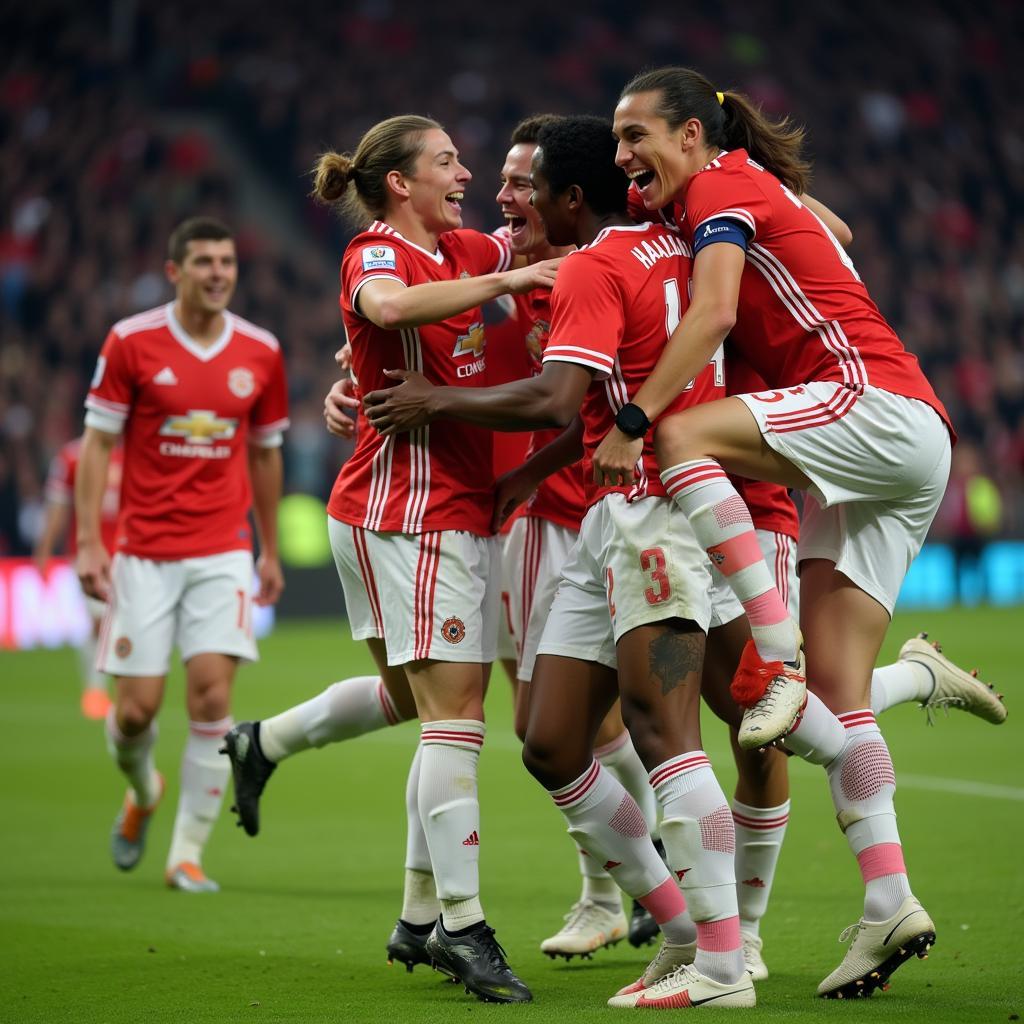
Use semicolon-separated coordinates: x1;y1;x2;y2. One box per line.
76;217;289;893
592;67;1005;998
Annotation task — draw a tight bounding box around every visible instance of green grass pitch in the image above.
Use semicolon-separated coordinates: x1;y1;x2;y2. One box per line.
2;607;1021;1022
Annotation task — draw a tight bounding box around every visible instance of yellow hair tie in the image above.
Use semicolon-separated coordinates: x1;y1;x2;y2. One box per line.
716;91;725;105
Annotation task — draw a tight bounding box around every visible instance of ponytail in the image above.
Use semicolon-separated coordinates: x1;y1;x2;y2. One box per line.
311;114;442;225
621;67;810;194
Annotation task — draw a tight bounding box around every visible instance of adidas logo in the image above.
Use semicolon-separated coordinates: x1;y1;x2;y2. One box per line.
603;859;622;871
675;868;691;881
153;367;179;386
741;876;766;888
462;830;480;846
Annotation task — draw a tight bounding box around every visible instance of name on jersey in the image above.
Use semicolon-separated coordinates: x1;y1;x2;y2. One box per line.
362;245;397;271
158;409;238;459
630;232;689;271
452;322;488;378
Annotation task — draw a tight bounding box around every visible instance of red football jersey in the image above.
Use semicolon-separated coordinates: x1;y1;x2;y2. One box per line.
44;437;124;555
510;288;587;531
543;223;725;507
84;303;289;560
483;291;532;530
727;353;800;539
329;222;512;535
681;150;953;436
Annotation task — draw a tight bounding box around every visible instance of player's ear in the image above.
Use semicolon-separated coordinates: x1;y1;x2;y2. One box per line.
385;169;411;201
165;259;181;285
566;184;583;211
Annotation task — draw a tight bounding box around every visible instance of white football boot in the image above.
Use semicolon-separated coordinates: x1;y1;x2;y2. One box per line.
900;634;1006;724
539;899;627;960
608;963;756;1009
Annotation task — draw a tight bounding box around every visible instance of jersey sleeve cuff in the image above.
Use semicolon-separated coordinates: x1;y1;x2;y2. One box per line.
350;275;407;317
250;418;289;448
543;349;612;381
84;407;125;435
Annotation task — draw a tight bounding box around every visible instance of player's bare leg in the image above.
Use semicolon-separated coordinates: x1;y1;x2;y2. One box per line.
223;639;414;836
107;675;165;871
405;658;530;1003
163;653;236;893
797;560;935;998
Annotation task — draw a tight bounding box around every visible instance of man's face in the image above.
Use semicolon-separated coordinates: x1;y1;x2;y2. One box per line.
167;238;238;314
529;148;575;248
496;142;549;255
404;128;472;234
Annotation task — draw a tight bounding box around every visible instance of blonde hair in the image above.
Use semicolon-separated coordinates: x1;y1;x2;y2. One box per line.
311;114;442;224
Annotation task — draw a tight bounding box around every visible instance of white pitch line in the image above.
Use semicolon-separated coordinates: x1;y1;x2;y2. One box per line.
897;773;1024;802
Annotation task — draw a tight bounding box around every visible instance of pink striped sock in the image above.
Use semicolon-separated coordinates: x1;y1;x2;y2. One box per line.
661;459;796;663
694;916;744;984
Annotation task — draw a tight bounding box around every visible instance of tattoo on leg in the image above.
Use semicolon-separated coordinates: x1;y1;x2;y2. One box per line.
649;630;704;696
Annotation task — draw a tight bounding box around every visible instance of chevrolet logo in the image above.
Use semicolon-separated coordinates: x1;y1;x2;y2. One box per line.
452;322;486;359
159;409;238;444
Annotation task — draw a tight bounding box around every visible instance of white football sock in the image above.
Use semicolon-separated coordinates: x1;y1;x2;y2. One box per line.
597;729;659;837
870;662;934;715
827;711;912;921
401;744;439;926
105;708;160;808
783;691;845;765
258;676;404;763
732;799;790;936
650;752;744;984
419;720;485;932
167;717;233;869
551;761;694;945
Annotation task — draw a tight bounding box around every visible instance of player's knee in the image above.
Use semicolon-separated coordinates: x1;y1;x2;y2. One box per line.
187;679;231;721
653;411;703;465
117;698;157;735
521;731;580;790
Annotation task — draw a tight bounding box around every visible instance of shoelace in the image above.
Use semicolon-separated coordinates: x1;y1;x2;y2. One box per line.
474;925;514;973
561;900;603;933
645;963;701;995
837;920;864;945
745;677;783;719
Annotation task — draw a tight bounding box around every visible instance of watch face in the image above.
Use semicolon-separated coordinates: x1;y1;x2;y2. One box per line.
616;403;648;438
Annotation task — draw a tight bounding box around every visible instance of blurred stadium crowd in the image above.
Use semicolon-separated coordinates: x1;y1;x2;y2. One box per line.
2;0;1022;554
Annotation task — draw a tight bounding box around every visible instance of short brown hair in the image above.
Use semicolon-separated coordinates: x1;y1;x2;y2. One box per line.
167;217;233;264
311;115;442;225
510;114;562;147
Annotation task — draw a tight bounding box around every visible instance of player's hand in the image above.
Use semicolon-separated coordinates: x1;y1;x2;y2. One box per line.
324;378;359;438
335;342;352;370
363;369;437;435
505;257;562;295
254;553;284;606
491;466;539;533
76;540;111;602
592;426;644;488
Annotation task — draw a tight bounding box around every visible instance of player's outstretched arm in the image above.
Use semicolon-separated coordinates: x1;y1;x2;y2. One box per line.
74;427;117;601
357;260;561;331
800;193;853;247
364;360;591;435
248;444;284;606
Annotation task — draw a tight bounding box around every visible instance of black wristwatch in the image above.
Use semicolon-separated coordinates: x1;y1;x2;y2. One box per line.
615;402;651;439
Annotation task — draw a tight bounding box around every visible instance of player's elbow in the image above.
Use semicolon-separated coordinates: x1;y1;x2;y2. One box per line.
701;301;736;338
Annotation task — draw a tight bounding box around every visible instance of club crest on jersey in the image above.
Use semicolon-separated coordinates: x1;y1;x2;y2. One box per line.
362;245;396;271
441;616;466;644
451;322;486;359
159;409;238;444
524;319;550;363
227;367;255;398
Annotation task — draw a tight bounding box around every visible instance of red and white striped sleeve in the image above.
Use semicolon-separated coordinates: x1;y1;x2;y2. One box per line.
542;252;623;380
84;329;135;434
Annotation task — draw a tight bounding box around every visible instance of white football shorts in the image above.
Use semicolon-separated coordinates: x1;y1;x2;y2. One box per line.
330;517;500;666
502;515;579;682
536;493;714;670
737;382;951;613
98;549;258;676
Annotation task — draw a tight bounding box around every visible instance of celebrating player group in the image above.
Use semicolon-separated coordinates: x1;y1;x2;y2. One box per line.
75;65;1007;1010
